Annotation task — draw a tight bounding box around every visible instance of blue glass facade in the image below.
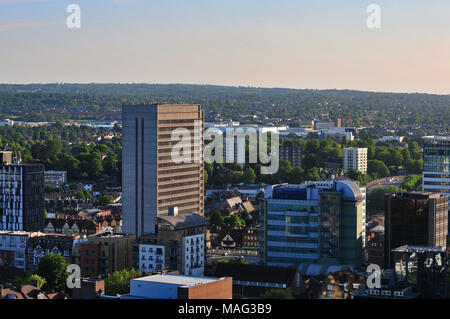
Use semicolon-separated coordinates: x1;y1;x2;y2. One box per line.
260;181;364;270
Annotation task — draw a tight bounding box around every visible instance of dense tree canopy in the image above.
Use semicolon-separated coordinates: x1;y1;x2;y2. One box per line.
0;84;448;133
104;268;142;296
36;254;69;292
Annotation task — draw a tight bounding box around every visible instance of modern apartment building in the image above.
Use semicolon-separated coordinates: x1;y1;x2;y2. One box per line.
139;243;165;275
134;211;208;276
259;179;366;270
73;232;135;278
279;143;302;167
384;192;448;268
0;161;45;232
343;148;368;174
122;104;204;237
422;136;450;206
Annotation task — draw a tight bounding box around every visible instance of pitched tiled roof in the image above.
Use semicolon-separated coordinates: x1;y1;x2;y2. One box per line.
225;197;242;209
215;228;244;246
27;235;75;251
0;284;49;299
241;201;255;213
45;218;98;231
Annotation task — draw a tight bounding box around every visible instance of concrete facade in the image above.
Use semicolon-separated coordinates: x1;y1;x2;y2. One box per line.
122;104;204;237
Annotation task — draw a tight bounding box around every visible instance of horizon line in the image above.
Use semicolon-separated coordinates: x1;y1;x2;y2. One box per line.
0;82;449;97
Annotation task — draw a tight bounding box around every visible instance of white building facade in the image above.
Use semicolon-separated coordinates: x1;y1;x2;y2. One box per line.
139;243;165;275
182;233;205;276
343;148;368;174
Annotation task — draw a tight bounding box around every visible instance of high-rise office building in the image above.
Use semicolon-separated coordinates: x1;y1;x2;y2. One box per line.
422;136;450;206
343;148;368;174
122;104;204;237
259;179;365;270
384;192;448;268
0;158;45;232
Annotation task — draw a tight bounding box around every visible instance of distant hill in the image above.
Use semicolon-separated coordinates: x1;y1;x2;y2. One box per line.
0;83;449;133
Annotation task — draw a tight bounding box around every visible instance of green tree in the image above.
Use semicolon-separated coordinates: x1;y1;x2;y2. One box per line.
408;142;422;160
367;187;385;212
98;194;114;206
13;274;47;288
305;167;320;180
44;139;63;155
390;148;404;169
105;268;141;296
260;289;294;299
385;185;403;194
401;174;422;191
209;210;225;228
368;160;390;179
75;190;86;200
36;254;69;292
239;208;251;226
215;257;248;265
346;168;359;180
405;159;423;174
288;167;304;184
204;170;209;185
241;167;256;184
224;214;245;229
83;189;93;199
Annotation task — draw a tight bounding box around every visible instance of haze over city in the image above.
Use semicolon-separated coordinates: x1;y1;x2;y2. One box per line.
1;0;450;94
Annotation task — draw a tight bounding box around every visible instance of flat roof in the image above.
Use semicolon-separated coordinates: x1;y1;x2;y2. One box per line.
132;274;220;287
422;135;450;141
0;230;30;236
392;245;445;253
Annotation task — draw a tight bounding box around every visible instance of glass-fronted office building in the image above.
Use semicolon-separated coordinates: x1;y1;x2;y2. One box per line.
422;136;450;206
259;180;365;270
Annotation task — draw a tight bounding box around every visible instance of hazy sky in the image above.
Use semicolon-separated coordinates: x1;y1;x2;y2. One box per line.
1;0;450;94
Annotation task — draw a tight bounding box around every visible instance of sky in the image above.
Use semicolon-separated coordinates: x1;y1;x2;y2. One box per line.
0;0;450;94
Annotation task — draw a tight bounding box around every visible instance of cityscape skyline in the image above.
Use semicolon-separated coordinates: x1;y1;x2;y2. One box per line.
0;0;449;303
